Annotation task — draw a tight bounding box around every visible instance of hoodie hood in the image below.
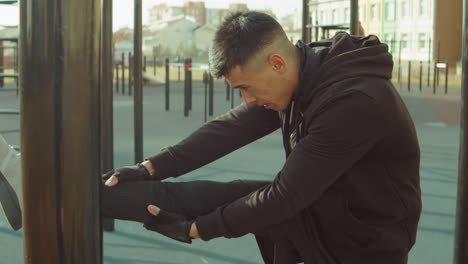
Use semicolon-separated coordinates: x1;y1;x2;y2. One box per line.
294;32;393;106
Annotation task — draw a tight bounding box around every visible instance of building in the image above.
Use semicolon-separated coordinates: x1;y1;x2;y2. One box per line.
193;23;217;54
148;4;183;25
143;16;199;56
307;0;461;64
280;9;303;44
183;1;206;25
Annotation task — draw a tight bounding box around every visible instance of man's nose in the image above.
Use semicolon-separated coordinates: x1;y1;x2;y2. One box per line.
240;89;256;105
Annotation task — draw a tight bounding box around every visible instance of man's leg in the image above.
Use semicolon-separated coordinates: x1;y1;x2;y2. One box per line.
101;179;270;224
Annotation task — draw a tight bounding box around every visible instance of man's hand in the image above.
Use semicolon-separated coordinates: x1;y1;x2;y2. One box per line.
145;205;197;243
103;162;153;187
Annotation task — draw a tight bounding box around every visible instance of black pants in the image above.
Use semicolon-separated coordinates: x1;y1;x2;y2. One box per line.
101;179;304;264
101;179;270;227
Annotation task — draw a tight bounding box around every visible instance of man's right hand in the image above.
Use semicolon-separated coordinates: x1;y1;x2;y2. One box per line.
103;162;153;187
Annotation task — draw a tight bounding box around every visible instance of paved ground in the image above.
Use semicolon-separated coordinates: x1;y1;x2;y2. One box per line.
0;79;463;263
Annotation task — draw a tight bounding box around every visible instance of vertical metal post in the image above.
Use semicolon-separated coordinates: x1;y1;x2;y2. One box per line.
20;0;102;262
408;61;411;91
302;0;311;42
116;64;119;93
427;37;432;87
433;61;437;94
165;58;169;111
102;0;115;232
398;40;402;86
419;61;423;92
454;1;468;260
209;73;214;116
350;0;359;35
121;52;125;95
204;71;208;123
134;0;143;164
226;80;230;101
184;58;189;117
188;58;192;111
153;55;156;76
437;40;441;87
445;62;449;94
178;64;181;81
143;55;146;72
128;54;132;96
0;40;3;88
14;43;19;96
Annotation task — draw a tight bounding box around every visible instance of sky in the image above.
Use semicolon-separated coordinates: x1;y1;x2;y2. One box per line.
0;0;301;31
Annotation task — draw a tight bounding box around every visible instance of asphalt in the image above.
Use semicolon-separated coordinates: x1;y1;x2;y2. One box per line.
0;78;463;263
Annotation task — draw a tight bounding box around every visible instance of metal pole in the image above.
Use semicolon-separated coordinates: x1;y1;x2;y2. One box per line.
0;40;3;88
165;58;169;111
433;60;437;94
102;0;115;232
134;0;143;164
184;58;189;117
143;55;146;72
226;79;230;101
204;71;208;123
427;37;432;87
128;54;132;96
302;0;311;42
121;52;125;95
115;64;119;93
454;1;468;260
350;0;359;35
408;61;411;92
445;62;449;94
20;0;102;262
419;61;423;92
188;58;192;111
153;55;156;76
437;40;441;87
209;73;214;116
398;40;402;86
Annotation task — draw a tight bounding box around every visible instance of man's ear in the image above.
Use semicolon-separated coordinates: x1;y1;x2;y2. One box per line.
268;54;286;73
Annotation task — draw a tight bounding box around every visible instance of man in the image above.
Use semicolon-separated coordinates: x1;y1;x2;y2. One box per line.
2;11;421;264
102;11;421;263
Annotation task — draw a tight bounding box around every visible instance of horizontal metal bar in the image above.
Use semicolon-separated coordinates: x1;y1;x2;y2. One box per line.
0;108;19;115
308;0;347;6
0;0;17;4
0;37;18;41
0;73;18;78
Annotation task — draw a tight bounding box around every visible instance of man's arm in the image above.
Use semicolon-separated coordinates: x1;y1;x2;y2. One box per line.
145;103;280;180
194;93;390;240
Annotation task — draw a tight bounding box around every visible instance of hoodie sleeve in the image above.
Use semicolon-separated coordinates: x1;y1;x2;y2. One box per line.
145;103;280;180
196;92;390;240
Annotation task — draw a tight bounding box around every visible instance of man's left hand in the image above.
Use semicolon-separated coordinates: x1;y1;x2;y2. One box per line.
145;205;199;243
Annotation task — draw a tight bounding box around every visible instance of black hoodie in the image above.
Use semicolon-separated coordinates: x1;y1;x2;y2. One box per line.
147;32;422;264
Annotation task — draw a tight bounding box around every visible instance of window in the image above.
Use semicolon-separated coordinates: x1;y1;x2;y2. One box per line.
312;11;317;25
401;1;409;18
401;33;409;50
321;10;328;24
344;8;350;23
371;4;379;20
419;0;428;16
385;2;395;20
359;6;364;22
332;9;339;24
418;33;428;49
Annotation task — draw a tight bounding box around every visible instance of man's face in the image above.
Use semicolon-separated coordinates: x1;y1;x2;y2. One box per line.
225;57;295;111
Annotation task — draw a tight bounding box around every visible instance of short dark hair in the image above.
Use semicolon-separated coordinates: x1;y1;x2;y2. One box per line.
209;11;284;78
